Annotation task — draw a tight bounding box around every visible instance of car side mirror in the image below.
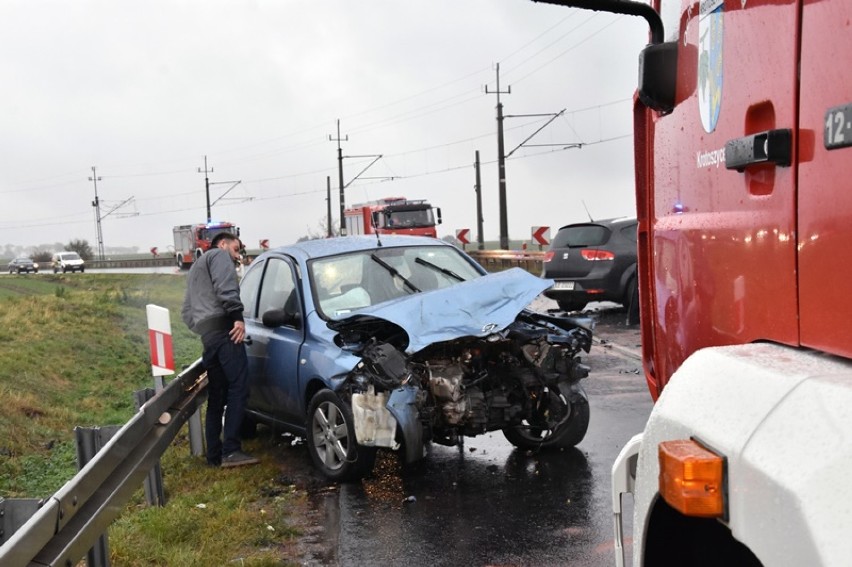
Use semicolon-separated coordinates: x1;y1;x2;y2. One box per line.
262;308;300;329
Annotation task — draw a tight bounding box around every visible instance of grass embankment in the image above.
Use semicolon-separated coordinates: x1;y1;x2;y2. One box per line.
0;274;302;566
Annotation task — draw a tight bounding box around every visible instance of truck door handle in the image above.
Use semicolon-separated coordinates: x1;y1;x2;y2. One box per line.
725;128;792;172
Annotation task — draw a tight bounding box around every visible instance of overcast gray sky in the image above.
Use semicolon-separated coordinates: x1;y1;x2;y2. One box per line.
1;0;649;253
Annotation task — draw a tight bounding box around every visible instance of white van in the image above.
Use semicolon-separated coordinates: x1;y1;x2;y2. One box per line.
52;251;85;273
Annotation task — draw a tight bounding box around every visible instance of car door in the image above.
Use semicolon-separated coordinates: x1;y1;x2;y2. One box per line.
242;255;304;421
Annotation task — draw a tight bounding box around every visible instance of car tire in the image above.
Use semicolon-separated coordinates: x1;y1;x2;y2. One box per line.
556;299;587;312
625;277;640;326
306;389;376;481
502;386;590;450
176;255;185;269
80;267;85;273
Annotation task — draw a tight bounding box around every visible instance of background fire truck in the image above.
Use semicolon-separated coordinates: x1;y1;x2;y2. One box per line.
344;197;441;237
172;221;240;269
536;0;852;565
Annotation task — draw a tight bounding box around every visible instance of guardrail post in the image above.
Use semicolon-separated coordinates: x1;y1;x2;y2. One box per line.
0;498;43;547
188;409;204;456
133;389;166;507
76;426;120;567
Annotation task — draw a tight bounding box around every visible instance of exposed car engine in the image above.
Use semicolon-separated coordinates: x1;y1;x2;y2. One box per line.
341;311;593;452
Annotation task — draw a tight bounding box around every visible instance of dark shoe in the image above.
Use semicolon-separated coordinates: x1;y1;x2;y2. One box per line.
221;451;259;468
206;459;221;467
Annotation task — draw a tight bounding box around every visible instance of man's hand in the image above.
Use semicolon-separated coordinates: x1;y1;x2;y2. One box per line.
230;321;246;344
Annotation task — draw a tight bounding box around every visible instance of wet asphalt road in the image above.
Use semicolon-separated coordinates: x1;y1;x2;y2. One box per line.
295;303;652;567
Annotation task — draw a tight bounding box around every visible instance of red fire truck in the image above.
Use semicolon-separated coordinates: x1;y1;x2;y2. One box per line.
172;221;240;269
537;0;852;565
343;197;441;237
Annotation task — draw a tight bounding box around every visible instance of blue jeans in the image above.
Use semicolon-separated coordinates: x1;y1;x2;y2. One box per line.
202;330;249;464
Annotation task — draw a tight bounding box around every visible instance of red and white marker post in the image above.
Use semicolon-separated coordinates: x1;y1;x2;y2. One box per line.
146;304;204;455
146;305;175;388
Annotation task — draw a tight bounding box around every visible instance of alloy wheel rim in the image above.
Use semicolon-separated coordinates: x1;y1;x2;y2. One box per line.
312;401;349;471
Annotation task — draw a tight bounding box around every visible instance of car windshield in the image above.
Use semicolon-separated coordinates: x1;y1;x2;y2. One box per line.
62;253;81;260
384;208;434;228
309;245;483;319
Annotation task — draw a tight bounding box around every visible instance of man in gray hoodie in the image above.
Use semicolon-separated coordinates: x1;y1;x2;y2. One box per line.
182;232;258;468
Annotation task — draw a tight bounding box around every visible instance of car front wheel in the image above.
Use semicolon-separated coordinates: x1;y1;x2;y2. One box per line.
502;386;590;450
306;390;376;481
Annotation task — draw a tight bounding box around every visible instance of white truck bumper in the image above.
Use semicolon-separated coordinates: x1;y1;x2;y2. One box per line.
611;433;642;567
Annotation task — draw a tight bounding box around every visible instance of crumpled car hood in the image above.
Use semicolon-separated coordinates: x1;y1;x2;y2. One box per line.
329;267;552;354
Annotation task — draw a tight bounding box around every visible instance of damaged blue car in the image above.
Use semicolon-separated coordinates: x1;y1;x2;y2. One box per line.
239;235;593;480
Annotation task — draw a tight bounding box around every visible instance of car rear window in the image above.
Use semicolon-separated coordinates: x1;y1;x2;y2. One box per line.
551;225;609;248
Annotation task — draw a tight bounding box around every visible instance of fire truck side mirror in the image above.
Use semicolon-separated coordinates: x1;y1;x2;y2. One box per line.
371;211;381;229
637;41;677;113
436;208;442;225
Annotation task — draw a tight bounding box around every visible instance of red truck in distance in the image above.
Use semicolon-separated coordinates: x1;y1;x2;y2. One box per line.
344;197;441;238
172;221;240;269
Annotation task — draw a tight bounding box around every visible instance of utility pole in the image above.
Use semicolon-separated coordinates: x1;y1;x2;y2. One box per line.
198;156;245;222
329;120;349;235
89;166;105;261
198;156;213;223
474;151;485;250
486;63;511;249
326;176;333;237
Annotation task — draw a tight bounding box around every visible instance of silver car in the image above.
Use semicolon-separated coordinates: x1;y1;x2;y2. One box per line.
7;257;38;274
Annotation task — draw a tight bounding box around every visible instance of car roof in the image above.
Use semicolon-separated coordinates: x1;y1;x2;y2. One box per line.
262;235;452;263
556;216;637;231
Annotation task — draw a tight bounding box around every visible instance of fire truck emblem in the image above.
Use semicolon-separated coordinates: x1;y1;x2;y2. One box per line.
698;0;724;133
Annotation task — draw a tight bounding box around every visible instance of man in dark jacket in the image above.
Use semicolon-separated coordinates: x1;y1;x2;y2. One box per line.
182;232;258;468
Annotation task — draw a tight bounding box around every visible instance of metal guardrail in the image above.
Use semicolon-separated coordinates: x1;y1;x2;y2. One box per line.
0;361;207;567
466;249;544;275
86;258;175;269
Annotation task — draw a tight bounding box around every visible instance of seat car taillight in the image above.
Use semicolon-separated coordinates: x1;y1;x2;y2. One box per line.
543;251;555;262
581;249;615;261
658;439;726;518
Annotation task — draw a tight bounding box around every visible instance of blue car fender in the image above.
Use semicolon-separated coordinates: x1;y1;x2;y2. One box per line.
387;385;423;464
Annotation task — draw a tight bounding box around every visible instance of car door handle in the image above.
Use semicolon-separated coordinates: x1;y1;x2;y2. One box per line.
243;336;253;345
725;128;792;172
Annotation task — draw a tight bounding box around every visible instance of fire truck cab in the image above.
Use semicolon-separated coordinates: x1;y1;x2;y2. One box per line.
536;0;852;565
344;197;441;237
173;221;240;269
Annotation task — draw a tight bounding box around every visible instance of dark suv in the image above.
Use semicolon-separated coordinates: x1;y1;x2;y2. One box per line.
542;217;638;320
